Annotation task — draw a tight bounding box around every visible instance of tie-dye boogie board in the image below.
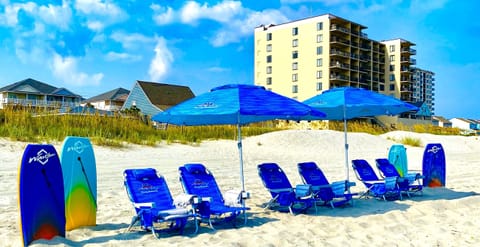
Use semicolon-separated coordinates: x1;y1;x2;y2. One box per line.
60;136;97;230
18;144;65;246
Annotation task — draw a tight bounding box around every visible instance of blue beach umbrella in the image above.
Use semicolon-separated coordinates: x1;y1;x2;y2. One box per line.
152;84;326;192
303;87;419;181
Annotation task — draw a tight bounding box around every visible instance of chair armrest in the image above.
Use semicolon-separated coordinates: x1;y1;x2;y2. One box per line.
295;184;312;198
133;202;154;208
225;189;248;207
174;193;199;208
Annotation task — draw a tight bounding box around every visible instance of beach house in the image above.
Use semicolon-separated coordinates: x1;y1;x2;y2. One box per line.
432;116;452;128
122;81;195;117
82;87;130;112
0;78;82;110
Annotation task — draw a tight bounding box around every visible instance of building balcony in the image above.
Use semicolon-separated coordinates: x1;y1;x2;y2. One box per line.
330;73;350;81
401;47;417;55
1;98;80;108
330;61;350;70
330;49;350;58
330;24;350;34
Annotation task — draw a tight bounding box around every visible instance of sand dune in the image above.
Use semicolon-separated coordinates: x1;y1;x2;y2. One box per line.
2;130;479;246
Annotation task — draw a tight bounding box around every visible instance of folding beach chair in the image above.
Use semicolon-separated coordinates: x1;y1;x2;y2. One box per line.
123;168;198;238
297;161;357;208
375;158;423;197
257;162;315;215
178;163;250;229
351;159;401;201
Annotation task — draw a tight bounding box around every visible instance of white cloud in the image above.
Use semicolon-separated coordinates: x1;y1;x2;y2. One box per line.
110;31;154;50
38;2;72;30
51;53;103;87
75;0;128;31
105;51;142;62
151;4;175;25
180;0;242;24
148;38;173;81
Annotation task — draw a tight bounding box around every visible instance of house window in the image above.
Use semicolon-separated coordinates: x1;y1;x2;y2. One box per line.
292;27;298;36
266;77;272;85
317;58;323;67
316;70;323;79
317;22;323;30
316;34;323;43
389;84;395;91
266;44;272;52
292;62;298;70
266;66;272;74
267;55;272;63
292;85;298;93
390;55;395;62
316;82;322;91
389;45;395;52
292;73;298;82
292;39;298;47
389;74;395;81
292;51;298;59
317;46;323;55
389;65;395;71
266;33;272;41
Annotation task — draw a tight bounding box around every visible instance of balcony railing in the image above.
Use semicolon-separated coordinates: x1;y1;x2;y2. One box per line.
1;98;80;108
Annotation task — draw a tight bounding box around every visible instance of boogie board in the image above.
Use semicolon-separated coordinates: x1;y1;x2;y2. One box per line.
18;144;65;246
60;136;97;230
388;144;408;177
422;143;446;187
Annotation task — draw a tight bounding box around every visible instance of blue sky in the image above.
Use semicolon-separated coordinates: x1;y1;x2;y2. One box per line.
0;0;478;119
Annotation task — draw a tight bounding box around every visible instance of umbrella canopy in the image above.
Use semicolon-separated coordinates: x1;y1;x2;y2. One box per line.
303;87;419;180
152;84;326;191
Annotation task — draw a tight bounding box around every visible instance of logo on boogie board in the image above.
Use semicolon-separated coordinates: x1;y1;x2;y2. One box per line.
29;149;56;165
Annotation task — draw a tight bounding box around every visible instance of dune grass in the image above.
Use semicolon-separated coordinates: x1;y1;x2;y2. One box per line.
0;107;463;147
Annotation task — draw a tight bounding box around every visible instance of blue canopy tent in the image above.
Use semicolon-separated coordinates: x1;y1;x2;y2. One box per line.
152;84;326;193
303;87;419;181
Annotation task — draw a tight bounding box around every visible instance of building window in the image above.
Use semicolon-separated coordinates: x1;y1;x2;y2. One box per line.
380;84;385;91
389;84;395;91
267;55;272;63
316;34;323;43
266;44;272;52
316;82;322;91
292;85;298;93
389;45;395;52
316;58;323;67
292;39;298;47
317;22;323;31
390;55;395;62
292;73;298;82
292;62;298;70
292;51;298;59
317;46;323;55
316;70;323;79
266;66;272;74
389;64;395;71
389;74;395;81
266;33;272;41
266;77;272;85
292;27;298;36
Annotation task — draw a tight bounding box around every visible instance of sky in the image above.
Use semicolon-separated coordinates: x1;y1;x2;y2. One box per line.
0;0;478;119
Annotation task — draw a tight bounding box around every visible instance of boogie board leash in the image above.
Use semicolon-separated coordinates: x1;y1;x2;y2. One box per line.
77;156;97;208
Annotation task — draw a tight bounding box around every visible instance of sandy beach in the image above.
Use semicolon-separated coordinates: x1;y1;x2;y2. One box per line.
2;129;479;246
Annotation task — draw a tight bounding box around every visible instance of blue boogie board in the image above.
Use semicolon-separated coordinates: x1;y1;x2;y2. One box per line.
422;143;446;187
18;144;65;246
60;136;97;230
388;144;408;177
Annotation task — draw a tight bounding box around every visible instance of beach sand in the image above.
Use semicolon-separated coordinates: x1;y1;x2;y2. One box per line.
2;129;479;246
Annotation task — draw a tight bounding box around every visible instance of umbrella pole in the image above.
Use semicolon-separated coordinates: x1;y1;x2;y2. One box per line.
237;124;245;192
343;102;349;182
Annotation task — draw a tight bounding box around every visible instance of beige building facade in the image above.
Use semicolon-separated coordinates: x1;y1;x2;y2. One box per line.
254;14;419;105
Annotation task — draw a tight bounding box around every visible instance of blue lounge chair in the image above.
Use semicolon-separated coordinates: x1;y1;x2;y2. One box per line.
123;168;198;238
297;162;356;208
351;159;401;201
375;158;423;197
257;163;315;214
178;163;249;229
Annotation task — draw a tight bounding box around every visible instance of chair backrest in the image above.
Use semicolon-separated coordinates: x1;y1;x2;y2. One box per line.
178;163;225;208
124;168;174;212
257;163;293;197
375;158;401;178
351;159;381;181
297;162;330;186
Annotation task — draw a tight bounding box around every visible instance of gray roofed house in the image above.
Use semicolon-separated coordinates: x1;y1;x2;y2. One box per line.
0;78;82;109
122;81;195;117
83;87;130;112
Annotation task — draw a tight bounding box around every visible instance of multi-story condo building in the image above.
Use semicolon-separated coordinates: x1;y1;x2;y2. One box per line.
412;68;435;115
254;14;424;109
